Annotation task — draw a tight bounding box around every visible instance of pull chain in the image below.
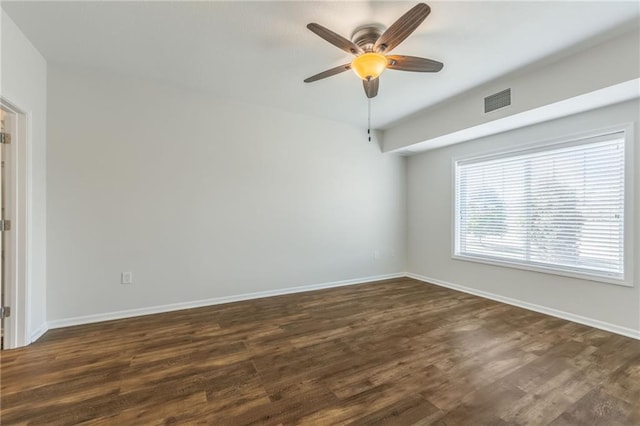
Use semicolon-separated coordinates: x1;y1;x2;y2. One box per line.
367;98;371;142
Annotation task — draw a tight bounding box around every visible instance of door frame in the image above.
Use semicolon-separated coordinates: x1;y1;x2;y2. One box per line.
1;97;30;349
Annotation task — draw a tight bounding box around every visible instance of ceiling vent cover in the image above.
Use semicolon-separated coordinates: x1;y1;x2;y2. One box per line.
484;89;511;113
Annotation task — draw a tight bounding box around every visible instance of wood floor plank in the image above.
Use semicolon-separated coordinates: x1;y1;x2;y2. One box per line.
1;278;638;425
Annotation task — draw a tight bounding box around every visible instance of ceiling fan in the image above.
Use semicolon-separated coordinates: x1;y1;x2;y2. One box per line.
304;3;443;99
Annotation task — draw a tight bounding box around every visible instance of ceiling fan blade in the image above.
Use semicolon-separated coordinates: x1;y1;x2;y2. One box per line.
374;3;431;53
387;55;443;72
307;23;364;56
363;78;379;98
304;64;352;83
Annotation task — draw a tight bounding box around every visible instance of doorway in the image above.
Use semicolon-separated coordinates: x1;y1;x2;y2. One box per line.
1;107;14;349
0;98;28;350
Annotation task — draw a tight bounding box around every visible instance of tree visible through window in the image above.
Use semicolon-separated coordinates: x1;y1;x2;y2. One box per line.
467;188;507;243
530;180;583;263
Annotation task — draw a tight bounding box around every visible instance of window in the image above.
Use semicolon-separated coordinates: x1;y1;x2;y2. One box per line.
454;130;629;284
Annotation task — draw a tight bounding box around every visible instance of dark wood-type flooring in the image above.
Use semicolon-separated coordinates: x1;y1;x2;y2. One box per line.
1;278;639;425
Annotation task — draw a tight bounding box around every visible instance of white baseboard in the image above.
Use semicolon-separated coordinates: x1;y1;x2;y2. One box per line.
43;271;640;341
47;273;405;329
406;272;640;340
29;322;49;343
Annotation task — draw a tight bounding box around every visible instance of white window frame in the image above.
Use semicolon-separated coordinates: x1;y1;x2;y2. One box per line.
451;124;635;287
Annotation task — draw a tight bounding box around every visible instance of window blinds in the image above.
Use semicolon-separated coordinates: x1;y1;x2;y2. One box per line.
455;132;625;281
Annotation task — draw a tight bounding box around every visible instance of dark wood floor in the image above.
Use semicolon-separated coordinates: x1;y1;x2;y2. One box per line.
1;278;639;425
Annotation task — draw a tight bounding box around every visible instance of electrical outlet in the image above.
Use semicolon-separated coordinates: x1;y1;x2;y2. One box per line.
121;272;133;284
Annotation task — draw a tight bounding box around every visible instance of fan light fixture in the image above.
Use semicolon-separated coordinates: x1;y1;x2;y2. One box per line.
304;3;443;142
351;52;388;80
304;3;442;99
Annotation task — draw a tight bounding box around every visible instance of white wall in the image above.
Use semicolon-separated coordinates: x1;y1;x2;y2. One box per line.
383;27;640;152
407;99;640;336
46;64;406;323
0;10;47;344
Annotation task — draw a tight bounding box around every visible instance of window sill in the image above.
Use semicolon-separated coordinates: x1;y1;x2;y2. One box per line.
451;253;632;288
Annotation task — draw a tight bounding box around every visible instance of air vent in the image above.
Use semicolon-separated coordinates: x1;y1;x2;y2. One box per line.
484;89;511;113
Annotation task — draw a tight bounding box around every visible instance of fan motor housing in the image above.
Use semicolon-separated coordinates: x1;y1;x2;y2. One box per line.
351;24;386;51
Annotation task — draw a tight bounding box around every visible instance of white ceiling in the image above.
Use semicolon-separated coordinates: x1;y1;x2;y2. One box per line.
3;1;639;129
